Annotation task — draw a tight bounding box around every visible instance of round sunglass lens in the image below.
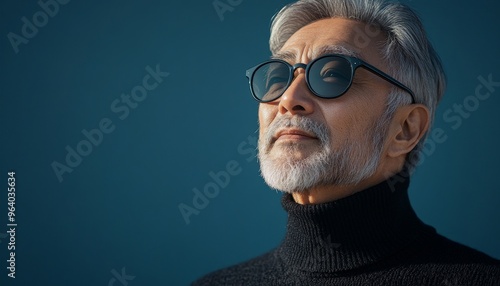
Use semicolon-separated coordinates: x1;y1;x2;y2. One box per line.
308;56;352;98
252;62;290;102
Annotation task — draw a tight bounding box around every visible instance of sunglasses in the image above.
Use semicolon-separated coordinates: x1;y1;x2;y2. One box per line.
245;54;416;104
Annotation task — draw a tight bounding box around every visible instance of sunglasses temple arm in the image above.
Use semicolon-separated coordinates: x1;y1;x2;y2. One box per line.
360;63;417;104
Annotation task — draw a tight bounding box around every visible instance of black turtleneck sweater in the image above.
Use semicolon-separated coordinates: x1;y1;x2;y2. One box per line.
192;176;500;285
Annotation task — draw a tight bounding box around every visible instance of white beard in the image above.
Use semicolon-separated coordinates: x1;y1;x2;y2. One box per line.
258;115;387;193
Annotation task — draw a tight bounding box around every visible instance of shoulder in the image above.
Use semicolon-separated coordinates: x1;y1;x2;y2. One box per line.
389;232;500;285
422;233;500;264
191;250;282;286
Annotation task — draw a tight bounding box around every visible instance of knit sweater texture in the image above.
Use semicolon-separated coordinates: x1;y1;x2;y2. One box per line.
193;176;500;285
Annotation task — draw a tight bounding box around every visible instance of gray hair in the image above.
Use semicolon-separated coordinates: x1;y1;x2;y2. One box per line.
269;0;446;171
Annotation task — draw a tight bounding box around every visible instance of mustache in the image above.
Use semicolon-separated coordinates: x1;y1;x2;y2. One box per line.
263;115;330;146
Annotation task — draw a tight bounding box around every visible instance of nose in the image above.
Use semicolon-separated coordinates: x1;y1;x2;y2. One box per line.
278;65;315;116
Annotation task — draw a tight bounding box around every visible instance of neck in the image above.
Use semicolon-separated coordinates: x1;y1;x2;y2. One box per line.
279;173;434;272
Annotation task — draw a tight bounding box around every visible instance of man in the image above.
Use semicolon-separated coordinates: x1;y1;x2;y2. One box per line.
193;0;500;285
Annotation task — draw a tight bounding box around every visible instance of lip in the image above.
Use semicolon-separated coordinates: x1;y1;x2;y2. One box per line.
274;128;317;142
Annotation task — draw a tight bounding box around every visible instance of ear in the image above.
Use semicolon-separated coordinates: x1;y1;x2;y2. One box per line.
386;104;430;158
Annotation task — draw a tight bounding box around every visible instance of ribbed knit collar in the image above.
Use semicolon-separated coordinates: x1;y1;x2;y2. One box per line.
278;174;433;273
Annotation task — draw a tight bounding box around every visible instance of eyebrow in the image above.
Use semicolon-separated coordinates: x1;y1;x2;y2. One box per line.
272;44;362;62
271;50;296;62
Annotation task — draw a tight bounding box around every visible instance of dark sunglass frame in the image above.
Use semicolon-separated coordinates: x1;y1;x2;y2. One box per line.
245;53;416;104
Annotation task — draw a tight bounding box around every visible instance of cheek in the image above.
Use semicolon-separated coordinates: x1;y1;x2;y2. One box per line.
321;103;373;145
258;104;277;135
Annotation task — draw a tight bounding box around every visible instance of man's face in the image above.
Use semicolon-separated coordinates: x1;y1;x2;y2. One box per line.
258;18;395;196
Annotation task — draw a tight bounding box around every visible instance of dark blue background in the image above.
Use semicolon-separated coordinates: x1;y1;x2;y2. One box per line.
1;0;499;285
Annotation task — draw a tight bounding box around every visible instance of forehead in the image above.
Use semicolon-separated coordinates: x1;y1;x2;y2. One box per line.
276;18;386;66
